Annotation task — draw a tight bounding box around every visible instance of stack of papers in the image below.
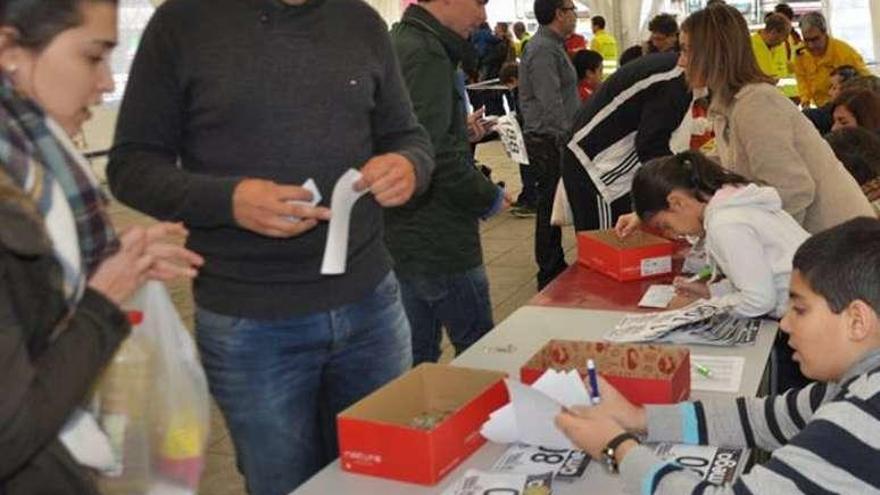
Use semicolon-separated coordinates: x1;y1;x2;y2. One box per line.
481;370;590;450
606;300;759;346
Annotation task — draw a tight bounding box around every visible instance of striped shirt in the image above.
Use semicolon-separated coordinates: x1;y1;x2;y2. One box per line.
621;348;880;494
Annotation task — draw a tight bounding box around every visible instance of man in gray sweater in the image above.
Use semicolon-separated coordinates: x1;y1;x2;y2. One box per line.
107;0;433;493
519;0;580;289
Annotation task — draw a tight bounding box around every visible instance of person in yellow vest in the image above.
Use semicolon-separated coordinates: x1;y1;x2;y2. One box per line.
751;13;791;82
590;15;618;61
793;11;869;108
513;21;532;58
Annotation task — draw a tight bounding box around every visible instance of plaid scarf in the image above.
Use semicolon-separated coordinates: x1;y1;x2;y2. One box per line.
0;76;118;305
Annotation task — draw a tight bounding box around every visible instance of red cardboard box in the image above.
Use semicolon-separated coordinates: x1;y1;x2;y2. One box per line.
577;229;675;281
337;364;508;485
520;340;690;405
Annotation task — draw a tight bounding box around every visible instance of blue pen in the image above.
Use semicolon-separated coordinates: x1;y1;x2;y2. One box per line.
587;359;601;405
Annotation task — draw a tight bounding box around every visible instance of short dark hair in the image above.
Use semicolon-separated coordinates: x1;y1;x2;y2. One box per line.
825;127;880;185
499;62;519;85
631;151;750;222
831;65;859;82
0;0;117;51
619;44;643;66
534;0;564;25
764;12;790;34
793;217;880;314
572;49;602;80
648;13;678;35
592;15;606;29
833;89;880;131
774;3;795;21
513;21;526;34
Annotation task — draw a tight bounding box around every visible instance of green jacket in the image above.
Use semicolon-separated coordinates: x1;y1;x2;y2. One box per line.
388;5;500;276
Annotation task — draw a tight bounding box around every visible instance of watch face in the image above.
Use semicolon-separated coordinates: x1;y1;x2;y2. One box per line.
603;447;617;473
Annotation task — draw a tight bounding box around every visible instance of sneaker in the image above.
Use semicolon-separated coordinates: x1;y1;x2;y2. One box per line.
510;205;536;218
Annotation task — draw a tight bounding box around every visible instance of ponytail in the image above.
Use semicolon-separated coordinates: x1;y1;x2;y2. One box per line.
632;151;751;221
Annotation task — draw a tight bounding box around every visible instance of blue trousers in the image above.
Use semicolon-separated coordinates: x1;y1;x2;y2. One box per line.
195;272;412;495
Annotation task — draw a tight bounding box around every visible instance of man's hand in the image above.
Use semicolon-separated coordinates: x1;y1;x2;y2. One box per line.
233;179;331;238
467;107;491;143
356;153;417;207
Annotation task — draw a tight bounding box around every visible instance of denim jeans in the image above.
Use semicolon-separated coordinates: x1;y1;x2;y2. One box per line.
397;265;494;365
195;272;412;495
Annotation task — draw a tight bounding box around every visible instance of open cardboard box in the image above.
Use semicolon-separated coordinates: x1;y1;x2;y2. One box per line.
337;363;508;485
520;340;690;405
577;229;675;281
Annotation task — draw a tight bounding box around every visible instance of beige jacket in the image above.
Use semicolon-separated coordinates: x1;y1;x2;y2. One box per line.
711;83;874;233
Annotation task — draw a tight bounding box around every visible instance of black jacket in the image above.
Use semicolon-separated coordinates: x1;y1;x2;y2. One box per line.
0;172;129;495
563;52;692;230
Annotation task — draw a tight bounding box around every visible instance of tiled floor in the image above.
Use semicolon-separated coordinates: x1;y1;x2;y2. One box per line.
105;140;578;494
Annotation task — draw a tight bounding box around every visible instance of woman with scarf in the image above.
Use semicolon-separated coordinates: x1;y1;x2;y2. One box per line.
0;1;202;493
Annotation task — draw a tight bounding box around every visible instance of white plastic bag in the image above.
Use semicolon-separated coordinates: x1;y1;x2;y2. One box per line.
94;281;210;495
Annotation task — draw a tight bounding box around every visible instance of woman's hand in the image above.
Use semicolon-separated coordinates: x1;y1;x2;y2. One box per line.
88;227;153;306
614;213;641;238
143;222;203;281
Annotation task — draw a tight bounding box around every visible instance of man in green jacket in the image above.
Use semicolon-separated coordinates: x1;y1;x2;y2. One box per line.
390;0;509;365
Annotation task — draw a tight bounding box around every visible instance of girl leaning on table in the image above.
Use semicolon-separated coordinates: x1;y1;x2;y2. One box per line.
0;1;202;493
630;150;809;320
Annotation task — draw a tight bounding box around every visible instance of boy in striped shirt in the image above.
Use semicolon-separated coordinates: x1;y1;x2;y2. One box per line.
556;217;880;494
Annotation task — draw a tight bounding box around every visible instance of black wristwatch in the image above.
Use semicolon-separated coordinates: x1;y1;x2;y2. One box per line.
602;432;640;474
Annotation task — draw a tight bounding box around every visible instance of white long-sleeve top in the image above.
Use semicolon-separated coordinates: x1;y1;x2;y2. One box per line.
703;184;810;318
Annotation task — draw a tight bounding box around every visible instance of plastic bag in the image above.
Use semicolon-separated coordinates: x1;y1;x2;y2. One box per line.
93;281;210;495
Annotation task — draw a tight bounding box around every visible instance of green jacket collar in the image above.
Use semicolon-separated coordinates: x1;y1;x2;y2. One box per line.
400;4;468;64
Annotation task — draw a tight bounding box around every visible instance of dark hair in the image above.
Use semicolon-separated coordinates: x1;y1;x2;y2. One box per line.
831;65;859;82
774;3;795;20
619;44;643;66
499;62;519;85
793;217;880;314
592;15;606;29
764;12;790;34
513;21;526;34
631;151;751;221
825;127;880;185
534;0;564;25
648;13;678;35
842;74;880;94
0;0;116;51
572;49;602;80
833;89;880;131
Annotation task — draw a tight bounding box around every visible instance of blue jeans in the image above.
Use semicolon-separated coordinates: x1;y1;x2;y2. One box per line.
397;265;494;365
195;272;412;495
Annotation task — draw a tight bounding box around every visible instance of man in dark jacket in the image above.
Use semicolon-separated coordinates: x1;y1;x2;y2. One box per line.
389;0;508;365
562;52;692;231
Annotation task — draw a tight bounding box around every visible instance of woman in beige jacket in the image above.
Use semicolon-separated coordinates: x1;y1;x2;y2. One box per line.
679;5;873;233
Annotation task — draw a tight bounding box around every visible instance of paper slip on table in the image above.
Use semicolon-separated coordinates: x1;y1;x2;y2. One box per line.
529;263;680;312
292;305;778;495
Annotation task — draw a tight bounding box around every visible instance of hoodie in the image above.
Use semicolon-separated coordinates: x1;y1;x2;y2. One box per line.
703;184;810;318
